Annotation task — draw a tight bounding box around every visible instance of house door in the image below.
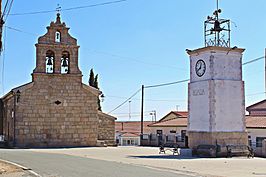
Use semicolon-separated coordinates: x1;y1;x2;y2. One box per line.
157;130;163;145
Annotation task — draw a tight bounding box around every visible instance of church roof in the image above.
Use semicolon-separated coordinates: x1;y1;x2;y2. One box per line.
1;82;33;100
37;13;77;46
98;111;117;120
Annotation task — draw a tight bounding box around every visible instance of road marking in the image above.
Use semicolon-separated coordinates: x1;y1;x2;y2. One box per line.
0;159;41;177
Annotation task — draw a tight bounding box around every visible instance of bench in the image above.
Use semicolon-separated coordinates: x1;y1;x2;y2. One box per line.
196;144;217;157
159;144;179;155
226;145;254;158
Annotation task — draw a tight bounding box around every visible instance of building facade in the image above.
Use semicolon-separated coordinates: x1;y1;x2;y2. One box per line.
0;14;116;148
141;111;188;147
115;121;152;146
187;7;247;152
146;110;266;156
187;47;247;150
246;100;266;156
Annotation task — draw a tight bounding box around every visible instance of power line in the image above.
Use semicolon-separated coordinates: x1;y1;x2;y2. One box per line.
5;25;38;36
115;114;150;118
113;111;152;115
145;79;190;89
108;88;141;114
10;0;127;16
243;56;264;66
105;95;187;102
5;23;266;70
246;91;265;97
4;25;187;71
4;0;14;21
85;48;186;71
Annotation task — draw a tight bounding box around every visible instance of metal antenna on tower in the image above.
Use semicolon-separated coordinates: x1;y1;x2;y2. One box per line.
204;0;231;47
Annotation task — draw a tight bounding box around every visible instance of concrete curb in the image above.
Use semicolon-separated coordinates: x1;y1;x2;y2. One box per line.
0;159;41;177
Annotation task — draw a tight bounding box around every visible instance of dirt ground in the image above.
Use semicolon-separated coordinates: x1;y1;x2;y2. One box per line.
0;161;22;174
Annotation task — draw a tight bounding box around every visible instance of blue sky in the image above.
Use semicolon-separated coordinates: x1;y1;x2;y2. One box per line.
2;0;266;121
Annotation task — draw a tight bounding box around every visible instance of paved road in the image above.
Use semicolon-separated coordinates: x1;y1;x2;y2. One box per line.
0;149;195;177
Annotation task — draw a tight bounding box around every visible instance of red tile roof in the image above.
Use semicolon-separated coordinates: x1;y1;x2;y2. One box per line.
149;115;266;129
120;132;140;137
115;115;266;131
246;116;266;128
115;121;153;134
159;111;188;122
172;111;188;117
148;118;187;127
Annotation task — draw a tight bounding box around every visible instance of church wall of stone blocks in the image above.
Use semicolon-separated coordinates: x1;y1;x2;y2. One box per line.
0;14;116;148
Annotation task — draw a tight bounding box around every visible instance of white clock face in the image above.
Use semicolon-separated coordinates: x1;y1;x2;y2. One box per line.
195;59;206;77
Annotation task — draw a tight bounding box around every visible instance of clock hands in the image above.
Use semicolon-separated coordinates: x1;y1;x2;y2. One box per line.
196;61;202;71
195;60;206;77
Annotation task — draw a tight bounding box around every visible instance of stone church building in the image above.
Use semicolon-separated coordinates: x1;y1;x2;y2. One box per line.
0;14;116;148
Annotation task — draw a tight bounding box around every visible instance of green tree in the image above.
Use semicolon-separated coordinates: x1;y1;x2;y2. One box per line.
89;68;102;111
89;69;94;87
94;74;99;89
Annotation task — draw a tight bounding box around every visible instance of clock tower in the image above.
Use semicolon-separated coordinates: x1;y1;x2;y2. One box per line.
187;5;248;152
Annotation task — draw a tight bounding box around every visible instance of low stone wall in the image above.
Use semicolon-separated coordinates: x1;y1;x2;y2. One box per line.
98;112;116;146
188;131;248;155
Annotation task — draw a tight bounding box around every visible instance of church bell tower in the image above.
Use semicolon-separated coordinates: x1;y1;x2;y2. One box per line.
33;13;81;80
187;2;248;151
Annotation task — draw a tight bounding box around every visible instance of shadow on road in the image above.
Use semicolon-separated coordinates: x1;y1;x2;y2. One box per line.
128;155;198;160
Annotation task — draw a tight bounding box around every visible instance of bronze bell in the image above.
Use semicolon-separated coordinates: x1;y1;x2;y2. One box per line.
47;57;53;66
213;20;222;32
62;58;68;67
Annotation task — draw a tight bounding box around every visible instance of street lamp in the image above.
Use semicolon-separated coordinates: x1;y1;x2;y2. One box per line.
150;110;156;122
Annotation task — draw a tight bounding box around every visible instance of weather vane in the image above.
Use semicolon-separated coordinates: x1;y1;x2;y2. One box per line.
204;0;231;47
56;4;61;14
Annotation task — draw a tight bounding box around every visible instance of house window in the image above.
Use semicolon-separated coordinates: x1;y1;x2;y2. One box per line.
170;130;176;133
55;31;61;42
157;130;163;135
256;137;266;147
142;134;149;140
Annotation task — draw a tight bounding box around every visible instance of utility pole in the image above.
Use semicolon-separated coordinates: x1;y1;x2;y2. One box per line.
153;110;156;122
140;85;144;138
128;100;131;120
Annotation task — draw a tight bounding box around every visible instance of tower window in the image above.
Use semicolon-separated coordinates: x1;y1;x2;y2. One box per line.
55;31;61;42
46;50;55;73
61;51;69;74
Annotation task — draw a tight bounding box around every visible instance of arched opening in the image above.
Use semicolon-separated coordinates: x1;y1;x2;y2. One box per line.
61;51;69;74
55;31;61;42
46;50;55;73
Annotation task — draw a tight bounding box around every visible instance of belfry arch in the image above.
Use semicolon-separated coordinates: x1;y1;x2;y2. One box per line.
61;51;69;74
46;50;55;73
